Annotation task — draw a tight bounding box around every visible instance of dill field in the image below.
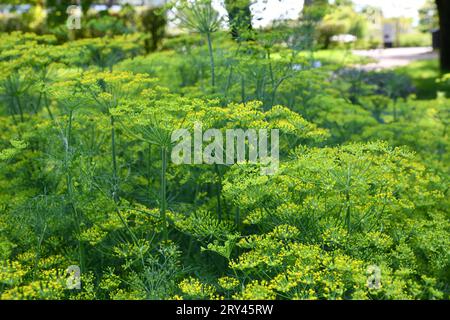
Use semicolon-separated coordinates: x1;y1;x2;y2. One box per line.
0;0;448;300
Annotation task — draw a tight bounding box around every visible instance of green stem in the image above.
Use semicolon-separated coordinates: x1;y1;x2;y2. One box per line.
113;206;145;268
108;115;142;266
9;110;18;126
235;207;241;231
43;92;54;121
214;164;223;221
206;32;215;89
15;95;24;123
32;224;47;280
148;143;152;202
267;50;275;88
65;109;84;271
110;115;119;203
225;43;242;100
160;146;168;240
345;192;351;233
225;65;234;99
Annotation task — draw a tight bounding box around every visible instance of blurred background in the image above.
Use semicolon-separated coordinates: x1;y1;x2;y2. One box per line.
0;0;441;48
0;0;448;75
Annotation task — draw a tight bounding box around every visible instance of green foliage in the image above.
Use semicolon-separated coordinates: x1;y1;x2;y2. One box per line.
0;15;448;301
174;0;221;35
224;0;253;41
418;0;439;33
317;3;368;49
396;59;447;100
398;32;432;48
141;7;167;52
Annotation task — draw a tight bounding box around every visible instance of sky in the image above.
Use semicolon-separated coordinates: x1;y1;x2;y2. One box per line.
351;0;426;20
211;0;427;28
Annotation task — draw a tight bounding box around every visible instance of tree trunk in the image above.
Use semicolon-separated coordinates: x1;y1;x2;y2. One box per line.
436;0;450;72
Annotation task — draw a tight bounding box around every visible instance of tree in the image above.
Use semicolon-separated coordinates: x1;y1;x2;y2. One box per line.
301;0;328;26
436;0;450;72
303;0;329;10
419;0;438;33
317;3;366;49
224;0;253;41
141;7;167;52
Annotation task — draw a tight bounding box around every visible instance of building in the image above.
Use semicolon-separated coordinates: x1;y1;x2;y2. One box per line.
383;23;395;48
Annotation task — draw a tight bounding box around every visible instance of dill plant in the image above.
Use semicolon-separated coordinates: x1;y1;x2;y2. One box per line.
0;72;31;124
0;23;449;301
175;0;221;89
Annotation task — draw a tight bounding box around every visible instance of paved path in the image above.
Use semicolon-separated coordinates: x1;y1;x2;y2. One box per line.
353;47;438;71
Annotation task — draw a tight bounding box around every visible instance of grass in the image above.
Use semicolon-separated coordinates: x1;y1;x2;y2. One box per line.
268;49;375;67
311;49;375;66
395;59;447;100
